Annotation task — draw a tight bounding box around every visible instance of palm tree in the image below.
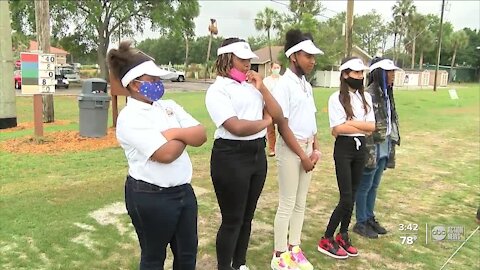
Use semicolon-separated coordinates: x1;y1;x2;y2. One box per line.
254;7;283;62
392;0;416;61
416;30;435;70
405;12;427;69
388;17;402;62
447;30;469;80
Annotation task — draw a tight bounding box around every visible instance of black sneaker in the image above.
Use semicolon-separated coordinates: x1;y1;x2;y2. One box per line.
353;222;378;239
368;217;387;235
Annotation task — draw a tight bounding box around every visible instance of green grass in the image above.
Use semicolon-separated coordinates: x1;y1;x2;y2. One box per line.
1;84;479;270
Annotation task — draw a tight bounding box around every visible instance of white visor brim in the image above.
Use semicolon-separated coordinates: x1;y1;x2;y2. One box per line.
217;41;258;59
285;40;324;57
121;60;171;87
369;59;400;72
339;58;369;71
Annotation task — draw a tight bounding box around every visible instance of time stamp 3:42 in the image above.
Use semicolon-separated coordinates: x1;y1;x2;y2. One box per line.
397;223;465;245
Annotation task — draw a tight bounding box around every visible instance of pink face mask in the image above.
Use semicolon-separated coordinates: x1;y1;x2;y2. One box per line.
229;68;247;83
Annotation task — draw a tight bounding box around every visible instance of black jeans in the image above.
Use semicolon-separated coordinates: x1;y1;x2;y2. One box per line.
210;138;267;270
125;176;198;270
325;136;367;237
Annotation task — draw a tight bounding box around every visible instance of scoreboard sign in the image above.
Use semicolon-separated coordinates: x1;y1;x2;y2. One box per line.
20;52;56;95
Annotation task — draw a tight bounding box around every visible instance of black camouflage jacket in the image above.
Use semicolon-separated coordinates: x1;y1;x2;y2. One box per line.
364;82;400;169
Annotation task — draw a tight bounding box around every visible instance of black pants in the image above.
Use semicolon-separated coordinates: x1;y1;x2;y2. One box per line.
325;136;367;237
210;138;267;270
125;176;198;270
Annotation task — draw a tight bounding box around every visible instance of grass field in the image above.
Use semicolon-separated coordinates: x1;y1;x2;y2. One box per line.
1;84;479;270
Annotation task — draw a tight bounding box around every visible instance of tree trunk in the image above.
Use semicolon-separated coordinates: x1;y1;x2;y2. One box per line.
35;0;54;123
205;33;213;80
97;33;108;80
419;50;424;70
184;35;189;73
410;37;416;69
398;33;403;60
393;33;397;62
267;29;272;62
450;46;457;82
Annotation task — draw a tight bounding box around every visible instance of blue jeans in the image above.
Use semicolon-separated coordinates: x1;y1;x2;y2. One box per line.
125;176;198;270
355;157;387;223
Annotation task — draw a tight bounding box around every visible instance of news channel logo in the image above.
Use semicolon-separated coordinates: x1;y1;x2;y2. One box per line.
431;225;464;241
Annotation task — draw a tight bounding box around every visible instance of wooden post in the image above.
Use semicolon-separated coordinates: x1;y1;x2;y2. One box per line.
345;0;354;57
433;0;446;92
33;94;43;136
35;0;54;123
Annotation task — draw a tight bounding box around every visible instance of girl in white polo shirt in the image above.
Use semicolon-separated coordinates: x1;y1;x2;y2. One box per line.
108;41;207;270
317;57;375;259
270;29;323;270
205;38;305;270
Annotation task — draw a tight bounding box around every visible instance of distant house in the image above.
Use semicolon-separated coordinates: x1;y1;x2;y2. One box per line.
251;45;284;77
314;45;373;87
28;40;69;65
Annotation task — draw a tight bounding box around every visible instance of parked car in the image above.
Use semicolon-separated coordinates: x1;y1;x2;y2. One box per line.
57;66;81;83
159;66;185;82
55;74;69;89
14;70;21;89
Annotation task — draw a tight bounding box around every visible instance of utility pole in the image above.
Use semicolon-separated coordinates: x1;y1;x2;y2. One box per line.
35;0;54;122
204;18;217;81
345;0;354;57
433;0;446;92
0;0;17;129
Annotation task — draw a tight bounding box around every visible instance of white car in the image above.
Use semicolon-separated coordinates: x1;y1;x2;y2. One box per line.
159;66;185;82
57;66;81;83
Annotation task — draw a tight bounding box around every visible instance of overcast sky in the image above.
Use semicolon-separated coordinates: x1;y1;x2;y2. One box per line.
135;0;479;43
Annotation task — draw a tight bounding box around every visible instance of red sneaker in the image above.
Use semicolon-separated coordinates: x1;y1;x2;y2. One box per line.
317;237;348;259
335;232;358;257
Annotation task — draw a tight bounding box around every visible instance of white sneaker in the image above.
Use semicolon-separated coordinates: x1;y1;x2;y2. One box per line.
238;265;250;270
270;252;300;270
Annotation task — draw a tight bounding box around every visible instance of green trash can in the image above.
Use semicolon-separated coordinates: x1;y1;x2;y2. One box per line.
78;78;111;137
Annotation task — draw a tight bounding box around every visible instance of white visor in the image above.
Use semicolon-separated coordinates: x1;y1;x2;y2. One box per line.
217;41;258;59
369;59;400;72
121;60;171;87
339;58;369;72
285;40;324;57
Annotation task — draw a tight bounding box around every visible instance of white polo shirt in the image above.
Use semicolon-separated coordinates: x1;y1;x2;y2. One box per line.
263;75;281;93
116;97;200;187
272;68;318;140
328;90;375;137
205;76;266;140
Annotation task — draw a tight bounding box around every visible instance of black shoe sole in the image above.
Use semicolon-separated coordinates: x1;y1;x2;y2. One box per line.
352;227;378;239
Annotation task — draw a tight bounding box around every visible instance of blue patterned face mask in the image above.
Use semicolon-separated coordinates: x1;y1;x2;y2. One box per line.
135;80;165;101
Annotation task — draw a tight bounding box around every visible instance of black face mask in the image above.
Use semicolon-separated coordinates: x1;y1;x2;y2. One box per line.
345;77;364;90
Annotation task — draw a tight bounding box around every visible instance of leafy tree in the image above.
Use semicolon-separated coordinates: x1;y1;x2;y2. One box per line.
288;0;323;24
353;10;385;56
137;35;225;66
247;35;271;51
415;28;435;69
456;28;480;68
421;14;454;66
54;33;97;64
254;7;283;63
404;12;428;68
10;0;200;79
446;30;469;75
